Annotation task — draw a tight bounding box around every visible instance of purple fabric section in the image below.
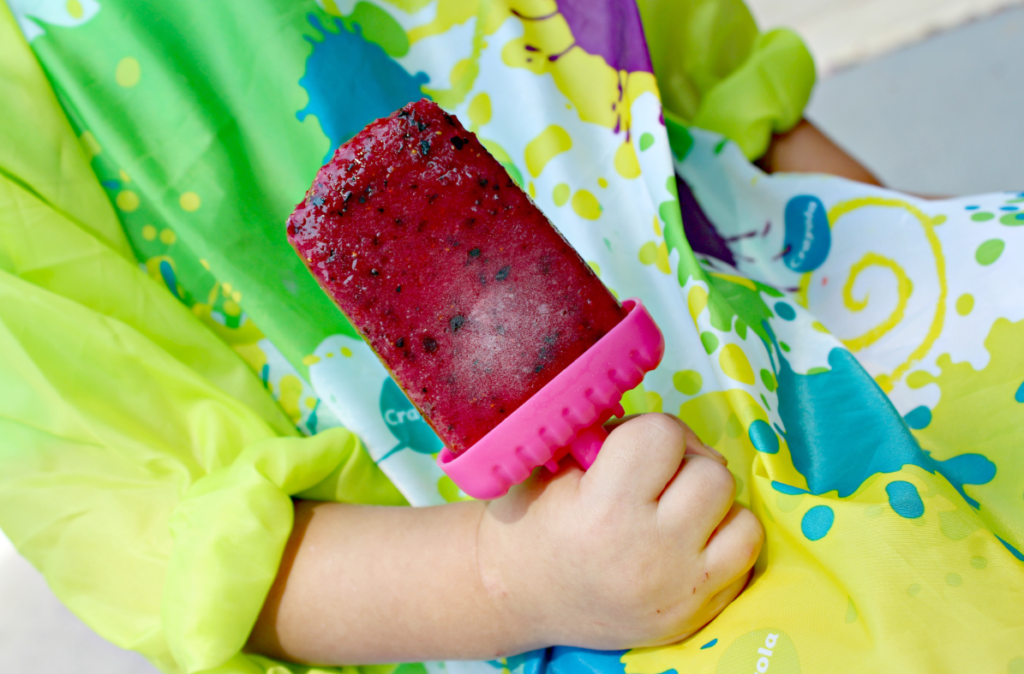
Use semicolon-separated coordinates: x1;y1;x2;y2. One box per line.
675;175;737;266
515;0;654;73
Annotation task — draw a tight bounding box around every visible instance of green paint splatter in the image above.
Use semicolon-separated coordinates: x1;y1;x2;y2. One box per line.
975;239;1005;266
1000;212;1024;226
705;274;775;344
700;331;720;354
639;132;654;151
673;370;703;395
760;368;777;391
971;212;994;222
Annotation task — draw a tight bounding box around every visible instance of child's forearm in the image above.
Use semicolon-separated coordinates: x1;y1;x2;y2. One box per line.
247;499;538;665
247;416;761;666
759;119;883;186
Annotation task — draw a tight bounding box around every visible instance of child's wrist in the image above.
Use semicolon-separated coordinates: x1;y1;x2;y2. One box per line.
474;500;552;655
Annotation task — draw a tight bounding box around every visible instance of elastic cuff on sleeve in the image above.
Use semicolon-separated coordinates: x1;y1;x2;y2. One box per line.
163;428;404;673
691;27;816;160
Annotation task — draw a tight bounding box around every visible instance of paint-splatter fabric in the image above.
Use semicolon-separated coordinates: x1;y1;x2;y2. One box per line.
0;1;1022;674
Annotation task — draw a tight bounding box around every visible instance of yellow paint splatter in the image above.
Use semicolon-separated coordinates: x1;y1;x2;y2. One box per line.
302;354;321;366
501;8;659;139
468;92;491;129
528;181;536;198
115;57;140;88
524;125;572;178
552;183;570;206
223;300;241;317
119;169;131;183
798;196;947;391
587;261;601;276
811;321;829;333
841;252;914;352
956;293;974;316
571;189;601;220
66;0;83;18
720;343;755;385
232;290;242;303
341;347;353;357
80;131;101;159
305;396;318;410
654;242;670;274
652;215;661;237
645;390;663;413
279;375;304;423
180;191;201;211
638;241;658;265
416;1;506;107
116;190;139;212
673;370;703;395
222;282;233;294
614;141;640;179
200;258;210;270
141;224;157;241
709;271;757;291
159;228;176;245
597;177;608;188
687;286;707;324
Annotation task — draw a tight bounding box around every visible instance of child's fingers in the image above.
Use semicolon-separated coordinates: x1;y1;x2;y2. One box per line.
604;415;726;465
584;414;688;505
657;455;737;544
702;504;764;590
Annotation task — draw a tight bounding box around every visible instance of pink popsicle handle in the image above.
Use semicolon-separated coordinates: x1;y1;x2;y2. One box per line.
568;423;608;469
438;298;664;499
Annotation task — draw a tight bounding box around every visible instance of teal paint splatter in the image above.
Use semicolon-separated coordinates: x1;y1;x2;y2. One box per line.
764;326;997;507
159;260;180;299
774;302;796;321
801;505;834;541
772;481;807;495
998;535;1024;562
930;453;996;509
1015;381;1024;403
700;639;718;649
307;399;320;435
886;480;924;518
783;195;831;272
748;419;779;453
377;377;442;462
298;15;429;162
904;406;932;430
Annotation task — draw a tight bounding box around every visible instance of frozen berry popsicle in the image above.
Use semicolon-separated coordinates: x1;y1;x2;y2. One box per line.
288;99;625;455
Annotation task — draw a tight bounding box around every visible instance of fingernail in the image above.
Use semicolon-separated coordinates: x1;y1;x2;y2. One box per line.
703;441;727;464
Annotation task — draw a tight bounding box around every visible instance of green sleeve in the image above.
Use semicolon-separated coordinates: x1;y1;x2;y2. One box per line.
0;5;404;673
637;0;816;159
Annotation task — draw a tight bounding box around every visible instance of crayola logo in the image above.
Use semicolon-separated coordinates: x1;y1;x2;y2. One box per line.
377;377;443;462
715;628;800;673
783;195;830;272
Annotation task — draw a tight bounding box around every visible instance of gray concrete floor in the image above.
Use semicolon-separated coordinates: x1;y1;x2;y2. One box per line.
807;5;1024;196
2;7;1023;673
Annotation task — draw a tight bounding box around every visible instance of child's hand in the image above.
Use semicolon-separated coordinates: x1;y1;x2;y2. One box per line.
478;413;762;651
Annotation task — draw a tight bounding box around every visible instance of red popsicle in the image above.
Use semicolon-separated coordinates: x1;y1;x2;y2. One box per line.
288;99;625;454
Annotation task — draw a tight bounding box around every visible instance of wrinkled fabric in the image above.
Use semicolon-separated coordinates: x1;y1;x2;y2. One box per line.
2;1;1022;674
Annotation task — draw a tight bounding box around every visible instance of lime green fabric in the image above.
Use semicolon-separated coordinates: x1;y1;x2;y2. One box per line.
636;0;815;159
0;5;405;673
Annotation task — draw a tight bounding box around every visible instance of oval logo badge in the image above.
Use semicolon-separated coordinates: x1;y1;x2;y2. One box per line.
783;195;830;272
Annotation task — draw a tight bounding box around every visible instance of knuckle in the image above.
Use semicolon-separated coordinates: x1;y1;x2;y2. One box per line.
693;457;736;500
643;413;686;447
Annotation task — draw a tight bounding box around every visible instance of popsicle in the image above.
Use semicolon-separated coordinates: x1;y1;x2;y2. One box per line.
288;99;627;454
